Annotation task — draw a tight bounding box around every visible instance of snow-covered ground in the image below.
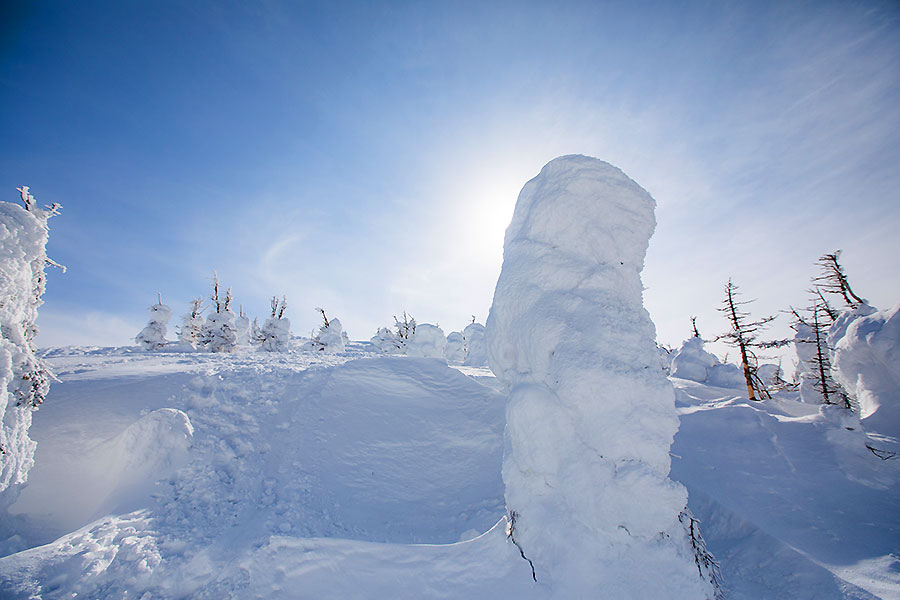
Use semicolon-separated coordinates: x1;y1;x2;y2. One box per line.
0;343;896;598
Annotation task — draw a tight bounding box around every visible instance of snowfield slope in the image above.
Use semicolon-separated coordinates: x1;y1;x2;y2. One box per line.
0;345;897;598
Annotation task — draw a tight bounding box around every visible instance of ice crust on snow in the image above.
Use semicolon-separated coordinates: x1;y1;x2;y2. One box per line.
486;155;710;595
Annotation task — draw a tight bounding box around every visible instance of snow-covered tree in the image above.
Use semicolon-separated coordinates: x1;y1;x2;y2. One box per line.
234;305;251;346
308;308;347;353
370;326;403;354
406;323;446;358
444;331;466;364
486;156;714;597
200;273;237;353
179;298;205;348
258;296;290;352
462;322;488;366
1;186;62;506
135;294;172;351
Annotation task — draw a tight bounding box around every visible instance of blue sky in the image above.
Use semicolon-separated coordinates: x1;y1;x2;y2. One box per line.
2;0;899;355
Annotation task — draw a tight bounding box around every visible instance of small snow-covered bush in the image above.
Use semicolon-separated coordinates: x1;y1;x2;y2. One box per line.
407;323;445;358
1;186;61;504
135;298;171;351
670;336;717;383
179;298;205;349
200;274;237;353
234;307;251;346
259;297;291;352
371;327;403;354
308;308;345;354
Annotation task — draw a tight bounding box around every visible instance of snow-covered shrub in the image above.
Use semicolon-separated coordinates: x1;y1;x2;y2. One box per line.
259;297;290;352
444;331;466;364
831;304;900;447
370;312;416;354
135;298;171;351
462;322;488;366
0;186;61;505
200;274;237;353
670;336;717;382
234;307;251;346
370;327;403;354
308;308;345;354
406;323;446;358
486;156;712;596
179;298;205;348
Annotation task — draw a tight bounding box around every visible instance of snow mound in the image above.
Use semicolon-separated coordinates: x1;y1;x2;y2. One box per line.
406;323;446;358
486;155;710;595
831;304;900;447
10;408;193;534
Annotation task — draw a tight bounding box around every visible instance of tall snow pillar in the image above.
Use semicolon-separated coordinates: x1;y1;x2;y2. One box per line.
486;155;711;597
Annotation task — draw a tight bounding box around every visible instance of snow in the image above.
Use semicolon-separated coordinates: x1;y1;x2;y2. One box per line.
831;304;900;450
406;323;446;358
485;155;711;595
0;335;895;597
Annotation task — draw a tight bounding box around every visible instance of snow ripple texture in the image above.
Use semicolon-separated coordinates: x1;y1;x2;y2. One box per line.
486;155;711;596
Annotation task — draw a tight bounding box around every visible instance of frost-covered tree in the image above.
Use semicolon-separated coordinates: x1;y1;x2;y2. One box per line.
200;273;237;353
716;280;788;402
135;294;172;351
462;322;488;366
406;323;446;358
444;331;466;364
258;296;291;352
1;186;62;505
234;305;251;346
179;298;205;348
308;307;346;353
486;156;714;597
370;326;403;354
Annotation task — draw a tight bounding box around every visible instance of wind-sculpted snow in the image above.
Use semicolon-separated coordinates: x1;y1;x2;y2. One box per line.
831;304;900;449
486;155;710;596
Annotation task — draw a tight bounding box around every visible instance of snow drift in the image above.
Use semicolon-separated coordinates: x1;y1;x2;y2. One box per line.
486;155;711;595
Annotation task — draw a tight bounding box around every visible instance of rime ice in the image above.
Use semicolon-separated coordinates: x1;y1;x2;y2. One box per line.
486;155;711;596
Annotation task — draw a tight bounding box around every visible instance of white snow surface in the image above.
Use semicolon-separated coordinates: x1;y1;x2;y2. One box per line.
444;331;466;364
671;336;744;389
0;341;895;598
485;155;709;596
406;323;446;358
310;317;346;353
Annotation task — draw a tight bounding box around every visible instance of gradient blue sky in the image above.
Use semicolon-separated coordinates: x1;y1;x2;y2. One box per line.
2;0;899;355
